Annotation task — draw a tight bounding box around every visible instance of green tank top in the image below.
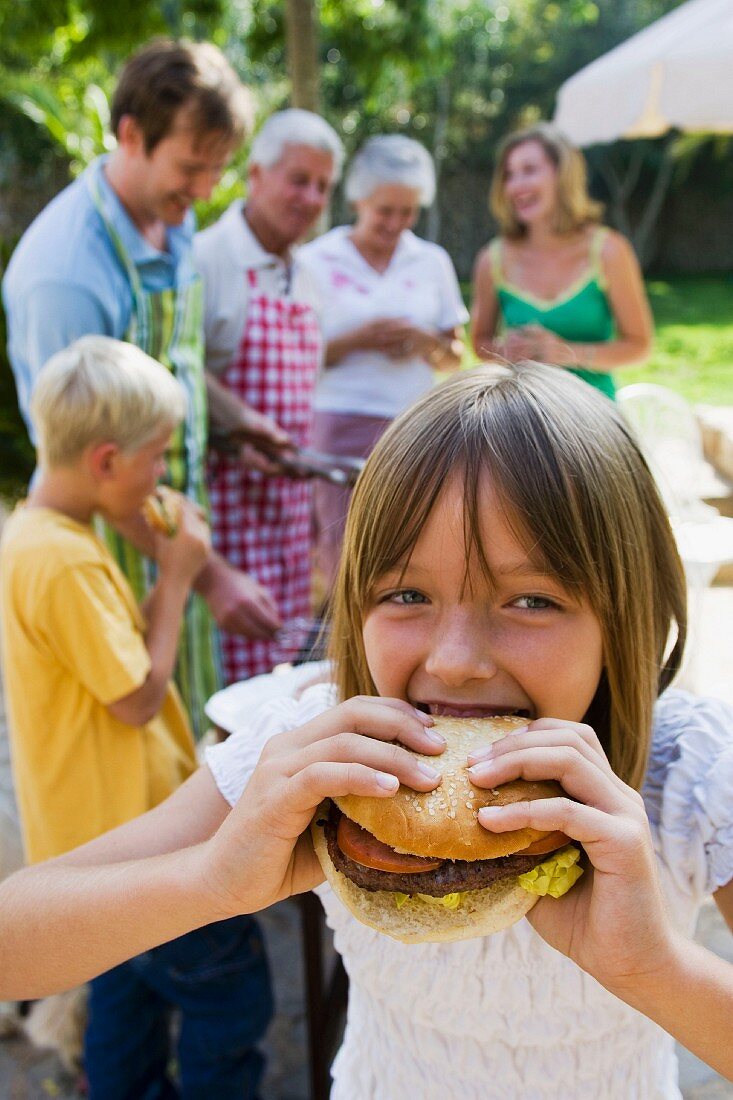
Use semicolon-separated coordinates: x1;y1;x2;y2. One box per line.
489;227;616;400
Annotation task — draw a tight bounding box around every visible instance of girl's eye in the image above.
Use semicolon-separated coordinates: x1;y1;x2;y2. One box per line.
388;589;427;606
512;594;559;611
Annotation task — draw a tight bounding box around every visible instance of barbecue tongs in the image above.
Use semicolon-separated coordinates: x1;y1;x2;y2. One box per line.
210;427;365;487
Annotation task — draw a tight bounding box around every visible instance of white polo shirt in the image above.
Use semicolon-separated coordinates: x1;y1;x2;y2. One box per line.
299;225;468;418
193;199;322;378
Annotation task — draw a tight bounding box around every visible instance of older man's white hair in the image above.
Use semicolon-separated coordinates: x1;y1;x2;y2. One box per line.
249;109;344;178
345;135;436;206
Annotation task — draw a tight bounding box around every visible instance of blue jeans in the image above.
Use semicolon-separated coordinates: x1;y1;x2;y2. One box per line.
84;914;273;1100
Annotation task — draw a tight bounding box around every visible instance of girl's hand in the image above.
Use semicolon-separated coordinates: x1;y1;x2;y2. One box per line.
200;697;445;917
467;719;678;997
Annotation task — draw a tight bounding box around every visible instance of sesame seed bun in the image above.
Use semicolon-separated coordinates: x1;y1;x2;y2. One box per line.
334;715;561;860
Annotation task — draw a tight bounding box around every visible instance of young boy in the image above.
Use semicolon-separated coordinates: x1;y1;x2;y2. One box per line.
0;335;272;1099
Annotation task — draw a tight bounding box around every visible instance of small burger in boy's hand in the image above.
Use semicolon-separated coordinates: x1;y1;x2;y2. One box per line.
142;486;183;538
311;715;583;943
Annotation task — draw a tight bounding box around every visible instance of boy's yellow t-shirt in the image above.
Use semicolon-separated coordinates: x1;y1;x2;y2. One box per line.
0;505;197;863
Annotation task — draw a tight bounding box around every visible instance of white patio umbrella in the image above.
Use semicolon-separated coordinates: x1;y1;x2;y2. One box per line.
554;0;733;146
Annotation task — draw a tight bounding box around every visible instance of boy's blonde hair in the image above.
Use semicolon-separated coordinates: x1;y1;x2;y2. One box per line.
330;364;687;791
31;336;187;469
490;122;604;239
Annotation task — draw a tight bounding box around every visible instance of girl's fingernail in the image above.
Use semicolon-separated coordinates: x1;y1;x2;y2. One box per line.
467;762;495;779
414;708;435;726
467;745;494;764
478;806;503;821
417;762;441;780
508;725;529;736
375;772;399;791
424;728;446;746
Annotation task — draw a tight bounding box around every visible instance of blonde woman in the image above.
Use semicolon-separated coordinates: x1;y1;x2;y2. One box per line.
471;122;653;399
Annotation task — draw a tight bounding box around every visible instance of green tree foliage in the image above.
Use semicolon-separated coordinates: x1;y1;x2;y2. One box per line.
0;0;224;69
0;0;229;172
243;1;686;159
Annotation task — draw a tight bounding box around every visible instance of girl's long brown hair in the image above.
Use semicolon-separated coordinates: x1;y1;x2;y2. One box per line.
329;363;687;790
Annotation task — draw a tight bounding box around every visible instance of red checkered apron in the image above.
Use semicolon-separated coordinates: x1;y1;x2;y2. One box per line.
208;267;321;682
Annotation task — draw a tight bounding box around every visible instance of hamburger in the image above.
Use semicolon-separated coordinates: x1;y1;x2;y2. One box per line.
311;715;583;943
142;486;182;537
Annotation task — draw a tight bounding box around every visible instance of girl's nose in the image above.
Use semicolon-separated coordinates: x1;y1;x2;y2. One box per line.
423;612;498;687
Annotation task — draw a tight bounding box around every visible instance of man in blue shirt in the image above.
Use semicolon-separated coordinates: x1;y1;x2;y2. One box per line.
2;39;275;1100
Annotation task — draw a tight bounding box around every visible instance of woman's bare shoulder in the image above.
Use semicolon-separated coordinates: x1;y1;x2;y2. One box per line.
473;237;502;277
599;226;635;261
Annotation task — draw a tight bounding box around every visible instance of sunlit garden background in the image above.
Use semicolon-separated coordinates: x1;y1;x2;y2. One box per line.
1;0;732;498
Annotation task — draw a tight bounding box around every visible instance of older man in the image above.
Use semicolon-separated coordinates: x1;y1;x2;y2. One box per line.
194;109;344;682
3;39;282;739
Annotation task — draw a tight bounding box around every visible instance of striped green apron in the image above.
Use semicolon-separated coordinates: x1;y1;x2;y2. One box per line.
87;170;222;738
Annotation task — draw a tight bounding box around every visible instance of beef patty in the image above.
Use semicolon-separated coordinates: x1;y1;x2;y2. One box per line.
323;803;548;897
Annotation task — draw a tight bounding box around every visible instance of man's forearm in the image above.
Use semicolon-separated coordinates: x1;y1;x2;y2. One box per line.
206;368;248;434
193;546;227;596
0;846;224;999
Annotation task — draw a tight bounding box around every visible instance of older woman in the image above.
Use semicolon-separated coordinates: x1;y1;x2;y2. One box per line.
471;122;652;400
299;134;467;588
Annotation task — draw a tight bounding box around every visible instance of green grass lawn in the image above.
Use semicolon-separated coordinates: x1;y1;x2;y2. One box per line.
461;274;733;406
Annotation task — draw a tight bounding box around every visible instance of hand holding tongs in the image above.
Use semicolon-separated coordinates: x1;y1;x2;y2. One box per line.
210;427;365;487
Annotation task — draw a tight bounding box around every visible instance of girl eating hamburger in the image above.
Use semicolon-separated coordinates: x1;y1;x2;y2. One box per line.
2;363;731;1096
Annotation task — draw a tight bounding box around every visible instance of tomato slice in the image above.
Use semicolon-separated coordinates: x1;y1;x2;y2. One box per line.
519;831;571;856
337;816;443;874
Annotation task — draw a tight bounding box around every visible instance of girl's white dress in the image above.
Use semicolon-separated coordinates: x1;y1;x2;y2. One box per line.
205;677;733;1100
